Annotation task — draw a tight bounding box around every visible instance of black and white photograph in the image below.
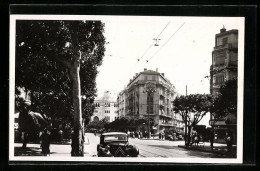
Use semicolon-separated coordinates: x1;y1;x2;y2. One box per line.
9;14;244;163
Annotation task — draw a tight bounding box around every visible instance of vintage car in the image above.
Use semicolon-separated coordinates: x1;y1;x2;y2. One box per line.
97;132;139;157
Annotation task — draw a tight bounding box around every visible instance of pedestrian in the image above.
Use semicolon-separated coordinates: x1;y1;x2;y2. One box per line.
159;132;161;140
140;131;143;139
194;134;199;146
209;129;214;150
40;129;51;156
225;131;233;153
144;131;147;139
161;130;165;141
58;129;63;142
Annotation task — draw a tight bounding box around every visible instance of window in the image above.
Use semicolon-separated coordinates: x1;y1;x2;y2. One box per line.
144;75;148;80
215;75;225;84
222;37;228;45
147;95;154;114
215;55;225;65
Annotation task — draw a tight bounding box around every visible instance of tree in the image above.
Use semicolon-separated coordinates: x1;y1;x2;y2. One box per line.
218;78;237;118
15;20;105;156
209;78;237;149
106;116;154;132
173;94;211;146
87;118;108;130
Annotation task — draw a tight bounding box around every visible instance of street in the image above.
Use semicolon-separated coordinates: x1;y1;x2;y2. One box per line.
86;133;229;158
14;133;231;158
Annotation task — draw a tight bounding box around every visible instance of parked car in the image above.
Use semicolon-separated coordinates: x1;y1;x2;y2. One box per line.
97;132;139;157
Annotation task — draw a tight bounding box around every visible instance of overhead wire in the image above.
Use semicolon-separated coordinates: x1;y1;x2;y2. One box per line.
138;21;171;62
117;21;172;87
146;22;186;64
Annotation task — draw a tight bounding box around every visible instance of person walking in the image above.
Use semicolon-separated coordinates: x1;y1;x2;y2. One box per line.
40;129;51;156
225;131;233;153
58;129;63;142
209;129;214;150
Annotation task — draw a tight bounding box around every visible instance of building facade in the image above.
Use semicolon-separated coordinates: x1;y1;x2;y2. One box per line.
209;27;238;143
91;91;119;122
117;89;126;118
117;68;184;134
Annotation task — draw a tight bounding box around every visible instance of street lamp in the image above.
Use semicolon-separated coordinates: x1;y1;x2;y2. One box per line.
143;82;156;138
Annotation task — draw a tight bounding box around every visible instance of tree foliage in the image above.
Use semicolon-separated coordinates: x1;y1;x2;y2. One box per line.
173;94;211;146
210;78;237;124
16;20;105;122
15;20;106;155
87;118;109;130
218;78;237;117
106;117;154;132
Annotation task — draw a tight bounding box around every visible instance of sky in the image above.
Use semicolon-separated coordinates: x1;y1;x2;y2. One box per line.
94;16;244;127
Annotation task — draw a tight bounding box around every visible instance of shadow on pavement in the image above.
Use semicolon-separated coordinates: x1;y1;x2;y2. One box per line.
14;147;43;156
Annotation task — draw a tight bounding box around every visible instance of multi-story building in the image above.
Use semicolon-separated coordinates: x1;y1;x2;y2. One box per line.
117;89;126;118
117;68;184;134
209;27;238;143
91;90;119;122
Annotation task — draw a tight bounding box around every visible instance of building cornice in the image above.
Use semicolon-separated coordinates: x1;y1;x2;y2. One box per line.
215;29;238;37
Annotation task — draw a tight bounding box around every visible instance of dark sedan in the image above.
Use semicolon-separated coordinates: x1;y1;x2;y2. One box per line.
97;132;139;157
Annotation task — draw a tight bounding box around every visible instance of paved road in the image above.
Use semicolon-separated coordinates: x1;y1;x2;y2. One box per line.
14;133;229;158
86;133;228;158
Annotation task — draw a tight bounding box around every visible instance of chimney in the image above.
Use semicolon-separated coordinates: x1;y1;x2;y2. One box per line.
144;68;147;71
135;73;138;76
156;68;158;72
220;25;226;33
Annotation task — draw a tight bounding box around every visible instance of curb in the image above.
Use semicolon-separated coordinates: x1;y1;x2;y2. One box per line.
178;145;236;156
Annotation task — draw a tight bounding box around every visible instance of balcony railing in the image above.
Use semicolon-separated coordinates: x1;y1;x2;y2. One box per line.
214;43;233;50
159;120;173;126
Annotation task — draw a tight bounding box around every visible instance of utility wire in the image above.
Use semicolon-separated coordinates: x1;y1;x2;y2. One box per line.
155;21;171;40
119;22;172;86
138;21;171;62
146;22;185;64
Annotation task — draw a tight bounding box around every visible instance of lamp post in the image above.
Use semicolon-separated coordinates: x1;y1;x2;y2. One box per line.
143;82;156;138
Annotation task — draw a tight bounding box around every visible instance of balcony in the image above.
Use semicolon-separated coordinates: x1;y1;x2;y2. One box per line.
159;101;167;106
159;120;173;126
214;43;233;50
159;110;173;118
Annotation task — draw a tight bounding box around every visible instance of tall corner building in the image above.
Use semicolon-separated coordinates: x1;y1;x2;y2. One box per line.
209;27;238;143
117;68;185;134
210;27;238;93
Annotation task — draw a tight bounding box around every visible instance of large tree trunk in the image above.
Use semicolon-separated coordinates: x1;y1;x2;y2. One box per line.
184;122;188;146
22;132;28;148
70;56;84;157
186;126;192;146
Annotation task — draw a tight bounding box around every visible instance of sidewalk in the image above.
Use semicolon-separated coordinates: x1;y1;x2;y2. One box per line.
178;142;237;157
14;137;96;157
